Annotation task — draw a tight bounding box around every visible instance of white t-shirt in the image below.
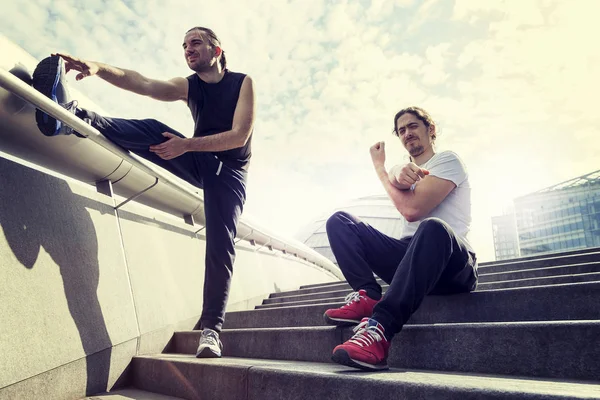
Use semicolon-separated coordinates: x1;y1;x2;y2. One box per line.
399;151;474;252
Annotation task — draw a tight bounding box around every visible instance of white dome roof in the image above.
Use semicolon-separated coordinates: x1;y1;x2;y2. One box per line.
295;194;405;265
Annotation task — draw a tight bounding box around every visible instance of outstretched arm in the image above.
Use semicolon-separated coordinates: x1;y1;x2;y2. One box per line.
149;76;256;160
54;53;188;102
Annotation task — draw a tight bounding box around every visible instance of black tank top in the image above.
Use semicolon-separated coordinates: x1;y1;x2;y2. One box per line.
186;70;252;170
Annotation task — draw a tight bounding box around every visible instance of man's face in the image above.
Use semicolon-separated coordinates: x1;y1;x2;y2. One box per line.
182;30;218;71
396;113;433;157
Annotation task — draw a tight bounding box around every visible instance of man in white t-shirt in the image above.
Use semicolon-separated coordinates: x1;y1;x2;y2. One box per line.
324;106;478;371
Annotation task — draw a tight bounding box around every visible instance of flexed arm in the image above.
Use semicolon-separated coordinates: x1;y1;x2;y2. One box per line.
53;53;188;102
370;142;455;222
388;162;430;190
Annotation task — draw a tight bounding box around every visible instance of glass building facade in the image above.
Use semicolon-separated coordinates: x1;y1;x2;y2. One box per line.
491;212;520;260
492;169;600;259
296;195;404;265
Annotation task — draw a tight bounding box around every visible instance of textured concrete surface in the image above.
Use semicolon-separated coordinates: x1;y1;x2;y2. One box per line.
477;262;600;283
478;272;600;290
116;202;337;336
0;339;137;400
260;294;343;307
300;280;345;290
128;249;600;398
255;300;342;310
173;326;341;364
132;355;600;400
0;156;339;399
172;321;600;381
227;243;338;313
479;251;600;273
225;282;600;328
372;321;600;381
132;355;248;400
265;288;356;304
261;278;600;313
115;204;206;337
269;267;600;299
269;282;356;297
85;388;183;399
478;247;600;266
0;158;138;391
227;292;272;313
137;316;199;356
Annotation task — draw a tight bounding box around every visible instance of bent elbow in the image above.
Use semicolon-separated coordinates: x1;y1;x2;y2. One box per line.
401;208;422;223
235;130;252;147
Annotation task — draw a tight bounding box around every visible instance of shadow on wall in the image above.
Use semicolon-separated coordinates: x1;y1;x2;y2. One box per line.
0;157;113;396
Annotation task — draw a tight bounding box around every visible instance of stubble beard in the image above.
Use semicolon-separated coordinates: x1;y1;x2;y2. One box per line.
190;58;216;73
190;62;206;73
408;144;425;157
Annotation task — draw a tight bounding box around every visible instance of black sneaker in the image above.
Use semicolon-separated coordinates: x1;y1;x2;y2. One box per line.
32;55;76;136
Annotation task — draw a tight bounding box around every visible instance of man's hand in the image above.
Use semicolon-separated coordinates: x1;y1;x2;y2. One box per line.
52;53;100;81
370;141;386;168
389;162;430;190
149;132;190;160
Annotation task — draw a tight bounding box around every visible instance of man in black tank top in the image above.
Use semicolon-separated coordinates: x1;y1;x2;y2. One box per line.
32;27;255;358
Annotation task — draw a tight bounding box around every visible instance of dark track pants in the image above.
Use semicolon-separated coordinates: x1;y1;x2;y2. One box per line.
326;211;478;338
80;109;246;332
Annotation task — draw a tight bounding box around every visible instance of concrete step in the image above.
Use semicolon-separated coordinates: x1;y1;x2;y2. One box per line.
270;269;600;300
479;252;600;274
477;272;600;290
258;272;600;309
255;298;340;310
263;292;349;306
172;320;600;381
131;355;600;400
478;246;600;266
295;251;600;291
299;280;344;290
478;262;600;283
224;282;600;328
84;388;184;399
269;280;379;298
255;297;345;311
264;263;600;306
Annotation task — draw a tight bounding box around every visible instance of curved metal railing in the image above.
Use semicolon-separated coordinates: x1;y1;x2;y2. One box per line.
0;67;342;279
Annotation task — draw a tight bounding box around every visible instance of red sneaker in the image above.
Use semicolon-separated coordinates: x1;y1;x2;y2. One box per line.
323;289;379;326
332;318;390;370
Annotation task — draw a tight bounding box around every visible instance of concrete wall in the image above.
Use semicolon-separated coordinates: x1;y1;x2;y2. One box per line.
0;155;338;400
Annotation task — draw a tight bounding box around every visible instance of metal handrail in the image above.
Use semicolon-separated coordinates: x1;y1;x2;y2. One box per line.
0;67;342;279
0;68;203;200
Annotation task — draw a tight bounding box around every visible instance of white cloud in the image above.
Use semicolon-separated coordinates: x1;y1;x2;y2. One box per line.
407;0;443;33
2;0;599;262
420;43;451;85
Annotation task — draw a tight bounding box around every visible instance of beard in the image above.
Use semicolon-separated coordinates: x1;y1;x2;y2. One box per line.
408;144;425;157
189;58;216;73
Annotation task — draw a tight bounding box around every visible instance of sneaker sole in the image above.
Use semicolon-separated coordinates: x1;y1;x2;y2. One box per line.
32;56;63;136
323;313;361;326
331;348;388;371
195;347;222;359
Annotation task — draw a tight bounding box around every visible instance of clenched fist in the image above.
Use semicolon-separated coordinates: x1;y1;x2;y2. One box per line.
370;141;386;167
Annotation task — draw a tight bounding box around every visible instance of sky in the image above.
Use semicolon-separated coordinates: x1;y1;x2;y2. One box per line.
1;0;599;262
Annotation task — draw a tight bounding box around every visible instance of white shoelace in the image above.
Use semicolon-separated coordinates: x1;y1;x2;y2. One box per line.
200;329;220;347
349;320;385;348
343;291;364;307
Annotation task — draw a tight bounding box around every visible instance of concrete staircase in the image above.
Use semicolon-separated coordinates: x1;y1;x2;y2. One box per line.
105;248;600;399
